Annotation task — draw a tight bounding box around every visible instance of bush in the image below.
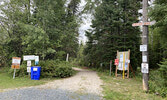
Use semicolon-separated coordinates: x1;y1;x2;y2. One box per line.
8;60;75;78
149;59;167;98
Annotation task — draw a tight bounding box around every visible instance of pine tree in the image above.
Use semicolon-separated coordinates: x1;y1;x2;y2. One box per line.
84;0;141;70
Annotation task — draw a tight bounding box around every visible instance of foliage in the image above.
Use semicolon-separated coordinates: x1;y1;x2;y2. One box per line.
98;71;165;100
0;0;80;66
149;59;167;97
149;0;167;69
8;60;75;78
84;0;141;70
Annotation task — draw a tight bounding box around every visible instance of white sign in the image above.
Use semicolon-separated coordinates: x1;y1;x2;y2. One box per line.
33;68;38;71
142;56;147;62
12;58;21;65
27;67;31;72
141;63;149;73
120;54;123;62
23;55;35;61
140;45;147;51
27;61;31;67
35;56;39;61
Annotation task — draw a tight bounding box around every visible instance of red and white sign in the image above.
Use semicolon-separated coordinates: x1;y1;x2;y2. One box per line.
132;21;156;26
12;57;21;65
114;59;119;66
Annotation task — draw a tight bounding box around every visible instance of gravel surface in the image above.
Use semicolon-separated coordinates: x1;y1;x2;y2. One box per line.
0;67;104;100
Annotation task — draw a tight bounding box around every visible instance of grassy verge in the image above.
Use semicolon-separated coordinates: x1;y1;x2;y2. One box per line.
0;68;55;90
98;71;166;100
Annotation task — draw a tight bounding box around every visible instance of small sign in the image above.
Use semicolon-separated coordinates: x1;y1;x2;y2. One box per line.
132;21;156;26
120;54;123;62
27;61;31;67
23;55;35;61
140;45;147;51
33;68;38;71
114;59;119;65
35;56;39;61
142;56;147;62
141;63;149;73
27;67;31;72
12;57;21;65
11;65;20;69
126;60;130;63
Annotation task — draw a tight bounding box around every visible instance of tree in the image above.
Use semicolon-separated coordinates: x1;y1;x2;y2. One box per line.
84;0;141;70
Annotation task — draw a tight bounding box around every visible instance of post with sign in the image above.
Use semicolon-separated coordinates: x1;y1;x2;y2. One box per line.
11;57;21;79
27;60;31;76
132;0;150;91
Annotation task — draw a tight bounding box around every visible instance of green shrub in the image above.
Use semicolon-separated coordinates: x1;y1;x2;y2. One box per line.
149;59;167;98
8;60;75;78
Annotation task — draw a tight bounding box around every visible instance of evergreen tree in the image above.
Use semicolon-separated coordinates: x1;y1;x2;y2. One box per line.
149;0;167;68
84;0;141;70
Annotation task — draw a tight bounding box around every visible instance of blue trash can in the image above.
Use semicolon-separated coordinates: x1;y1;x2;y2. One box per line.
31;66;41;80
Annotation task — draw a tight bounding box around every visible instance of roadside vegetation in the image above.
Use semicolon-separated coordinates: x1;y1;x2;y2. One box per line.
98;70;166;100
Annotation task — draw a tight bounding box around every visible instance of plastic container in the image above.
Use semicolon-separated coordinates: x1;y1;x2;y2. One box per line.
31;66;41;80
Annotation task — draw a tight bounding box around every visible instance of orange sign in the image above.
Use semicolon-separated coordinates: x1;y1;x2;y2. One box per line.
132;21;155;26
12;57;21;69
11;65;20;69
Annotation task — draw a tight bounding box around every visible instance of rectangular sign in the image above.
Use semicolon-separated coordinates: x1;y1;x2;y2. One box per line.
132;21;156;26
27;61;31;67
35;56;39;61
27;67;31;72
114;59;119;65
142;56;147;62
12;57;21;65
141;63;149;73
23;55;35;61
140;45;147;51
33;68;38;71
11;65;20;69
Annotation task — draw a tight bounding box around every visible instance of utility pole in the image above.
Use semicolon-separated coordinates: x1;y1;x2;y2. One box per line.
142;0;149;91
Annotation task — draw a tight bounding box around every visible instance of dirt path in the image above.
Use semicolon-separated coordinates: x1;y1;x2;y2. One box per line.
37;67;104;96
0;67;104;100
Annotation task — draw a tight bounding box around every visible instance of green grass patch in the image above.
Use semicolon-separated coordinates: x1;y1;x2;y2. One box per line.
0;69;54;90
98;71;166;100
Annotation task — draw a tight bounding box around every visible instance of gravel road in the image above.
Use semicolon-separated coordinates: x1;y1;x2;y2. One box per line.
0;67;104;100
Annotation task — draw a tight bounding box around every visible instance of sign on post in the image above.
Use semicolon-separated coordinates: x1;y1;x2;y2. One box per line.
35;56;39;65
140;45;147;51
27;61;31;67
142;56;147;62
114;59;119;65
23;55;35;61
11;57;21;79
132;21;155;26
27;67;31;72
141;63;149;73
11;57;21;69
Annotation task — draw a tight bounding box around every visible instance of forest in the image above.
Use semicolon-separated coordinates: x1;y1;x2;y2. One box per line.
0;0;166;98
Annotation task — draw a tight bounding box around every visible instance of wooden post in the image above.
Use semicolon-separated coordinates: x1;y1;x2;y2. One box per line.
109;60;112;76
115;50;119;77
123;52;125;79
142;0;149;91
127;49;130;78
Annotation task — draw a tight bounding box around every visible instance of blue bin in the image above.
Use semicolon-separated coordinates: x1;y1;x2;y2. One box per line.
31;66;41;80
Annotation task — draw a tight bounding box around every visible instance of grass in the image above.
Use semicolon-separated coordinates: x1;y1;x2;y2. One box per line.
98;71;166;100
0;68;55;90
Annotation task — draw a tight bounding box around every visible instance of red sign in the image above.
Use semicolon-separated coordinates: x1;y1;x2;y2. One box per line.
114;59;119;65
